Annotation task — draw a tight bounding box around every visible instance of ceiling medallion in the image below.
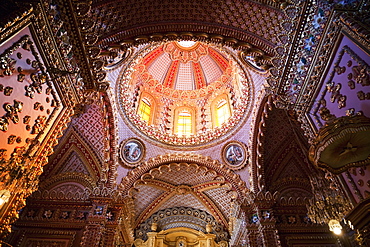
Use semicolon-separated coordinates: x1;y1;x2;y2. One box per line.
116;41;253;149
119;138;146;168
309;115;370;174
221;141;248;170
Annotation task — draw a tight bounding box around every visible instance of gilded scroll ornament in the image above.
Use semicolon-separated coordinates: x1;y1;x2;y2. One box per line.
0;118;9;132
31;116;47;134
25;85;35;99
4;100;23;124
4;86;13;96
8;135;16;145
0;57;16;76
17;73;25;82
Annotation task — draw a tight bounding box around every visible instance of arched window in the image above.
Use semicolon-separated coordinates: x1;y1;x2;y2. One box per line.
137;93;155;124
212;94;231;128
174;107;194;137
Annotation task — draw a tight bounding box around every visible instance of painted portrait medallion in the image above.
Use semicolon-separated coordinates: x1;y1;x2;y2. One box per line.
119;138;145;167
222;141;248;170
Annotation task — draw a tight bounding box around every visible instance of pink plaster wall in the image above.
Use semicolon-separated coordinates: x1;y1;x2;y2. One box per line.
310;34;370;129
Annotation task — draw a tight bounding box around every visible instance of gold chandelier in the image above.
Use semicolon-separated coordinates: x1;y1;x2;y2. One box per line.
307;172;353;235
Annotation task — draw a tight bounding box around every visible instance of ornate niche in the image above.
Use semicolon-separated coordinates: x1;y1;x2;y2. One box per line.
134;227;228;247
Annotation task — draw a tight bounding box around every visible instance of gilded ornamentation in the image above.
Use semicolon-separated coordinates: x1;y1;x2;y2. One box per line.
0;57;16;76
120;153;249;198
0;118;9;132
221;141;249;171
45;86;53;95
319;106;336;122
34;102;41;110
16;137;22;144
352;65;370;86
43;209;53;218
136;207;228;241
3;100;23;124
357;91;370;100
309;115;370;174
23;115;31;124
0;149;6;160
24;85;35;99
4;86;13;96
309;42;370;133
119;138;145;168
163;42;208;63
0;11;80;238
8;135;17;145
31;116;47;134
17;73;25;82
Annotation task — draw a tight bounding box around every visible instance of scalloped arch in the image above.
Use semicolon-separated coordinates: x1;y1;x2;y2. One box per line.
119;153;249;200
39;172;96;191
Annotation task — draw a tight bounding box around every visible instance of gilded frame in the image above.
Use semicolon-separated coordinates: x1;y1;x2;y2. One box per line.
119;138;146;168
221;141;248;170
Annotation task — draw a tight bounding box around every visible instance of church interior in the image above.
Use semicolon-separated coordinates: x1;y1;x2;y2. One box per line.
0;0;369;246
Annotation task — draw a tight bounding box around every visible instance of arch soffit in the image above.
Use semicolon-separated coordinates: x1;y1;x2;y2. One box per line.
249;94;273;192
131;164;232;228
97;23;277;56
119;153;249;200
38;172;96;192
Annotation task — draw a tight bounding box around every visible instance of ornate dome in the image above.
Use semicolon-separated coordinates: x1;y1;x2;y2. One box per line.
116;41;253;148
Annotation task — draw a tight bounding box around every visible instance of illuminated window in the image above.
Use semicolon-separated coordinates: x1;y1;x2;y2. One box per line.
137;97;151;123
215;99;230;127
212;94;231;128
175;108;193;137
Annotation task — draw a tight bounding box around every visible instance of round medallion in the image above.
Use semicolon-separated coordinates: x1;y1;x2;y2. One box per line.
119;138;145;167
222;141;248;170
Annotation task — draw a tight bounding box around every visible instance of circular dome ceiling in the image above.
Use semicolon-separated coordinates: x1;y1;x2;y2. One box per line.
116;41;253;149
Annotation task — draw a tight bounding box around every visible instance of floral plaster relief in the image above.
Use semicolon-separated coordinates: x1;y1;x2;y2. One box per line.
0;28;62;159
344;165;370;203
310;35;370;129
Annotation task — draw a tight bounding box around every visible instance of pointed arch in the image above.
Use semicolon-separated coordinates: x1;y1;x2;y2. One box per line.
43;128;102;182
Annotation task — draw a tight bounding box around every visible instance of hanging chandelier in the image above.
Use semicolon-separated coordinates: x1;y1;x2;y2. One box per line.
307;172;353;235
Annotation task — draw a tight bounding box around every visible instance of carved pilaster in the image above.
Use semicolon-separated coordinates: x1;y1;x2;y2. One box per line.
242;191;281;247
101;225;119;247
80;222;105;247
258;219;281;247
80;190;114;246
